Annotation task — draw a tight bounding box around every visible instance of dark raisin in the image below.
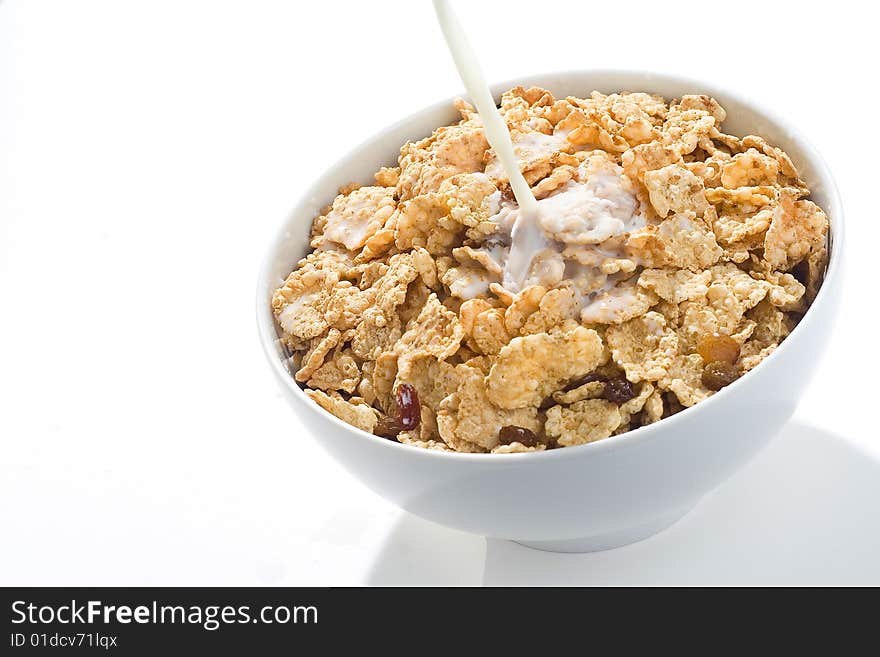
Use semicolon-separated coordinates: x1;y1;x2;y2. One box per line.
791;259;810;286
701;361;741;391
395;383;421;431
697;333;740;365
663;392;684;417
374;384;421;440
373;416;404;441
603;378;636;404
498;425;538;448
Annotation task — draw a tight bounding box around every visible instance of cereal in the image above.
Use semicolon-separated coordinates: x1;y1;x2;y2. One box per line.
738;300;790;371
622;142;681;185
396;355;461;409
665;353;712;406
642;389;664;425
307;347;360;394
296;328;343;382
274;87;829;452
720;149;779;188
545;399;622;446
486;324;604;409
397;115;488;202
764;193;828;270
626;213;723;270
437;363;541;452
305;389;379;434
317;186;396;251
617;382;654;423
395;293;465;366
398;434;452;451
580;278;658;325
644;164;709;218
801;246;828;303
552;379;606;404
350;315;402;361
503;285;548;335
606;311;679;383
520;286;581;334
678;94;726;123
470;307;510;355
369;252;422;321
638;268;712;304
273;266;337;340
370;351;399;413
661;102;718;155
741;135;801;182
532;164;578;199
491;442;547;454
324;281;374;332
394;193;459;255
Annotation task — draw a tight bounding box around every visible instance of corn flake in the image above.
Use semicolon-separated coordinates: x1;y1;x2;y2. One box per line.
305;389;379;434
720;149;780;188
764;193;828;270
644;164;709;218
395;293;465;365
545;399;622;446
487;324;604;409
319;186;396;251
437;364;540;452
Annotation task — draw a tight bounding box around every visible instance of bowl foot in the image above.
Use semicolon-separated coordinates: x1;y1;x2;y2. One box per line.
512;504;695;553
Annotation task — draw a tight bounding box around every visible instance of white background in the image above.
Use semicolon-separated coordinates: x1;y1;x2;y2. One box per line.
2;0;879;585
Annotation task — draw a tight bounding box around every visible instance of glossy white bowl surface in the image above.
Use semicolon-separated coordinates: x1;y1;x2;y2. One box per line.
257;70;843;552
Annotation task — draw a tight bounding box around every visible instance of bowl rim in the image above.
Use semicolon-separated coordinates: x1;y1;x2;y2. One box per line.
257;67;844;463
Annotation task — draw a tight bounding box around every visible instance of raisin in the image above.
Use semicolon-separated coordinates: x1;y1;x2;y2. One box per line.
603;378;636;404
498;425;538;448
697;333;740;365
374;416;404;441
701;361;741;391
539;396;556;411
791;259;810;286
395;383;421;431
373;383;421;440
663;392;685;417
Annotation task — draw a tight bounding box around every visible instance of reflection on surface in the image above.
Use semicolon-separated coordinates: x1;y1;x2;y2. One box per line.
366;422;880;585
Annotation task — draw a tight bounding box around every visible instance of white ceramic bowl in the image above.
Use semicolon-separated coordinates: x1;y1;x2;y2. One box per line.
257;70;843;552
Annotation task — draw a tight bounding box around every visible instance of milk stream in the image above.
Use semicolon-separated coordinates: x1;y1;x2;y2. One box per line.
432;0;544;291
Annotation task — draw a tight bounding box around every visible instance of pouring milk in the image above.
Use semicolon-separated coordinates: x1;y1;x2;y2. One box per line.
431;0;547;292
